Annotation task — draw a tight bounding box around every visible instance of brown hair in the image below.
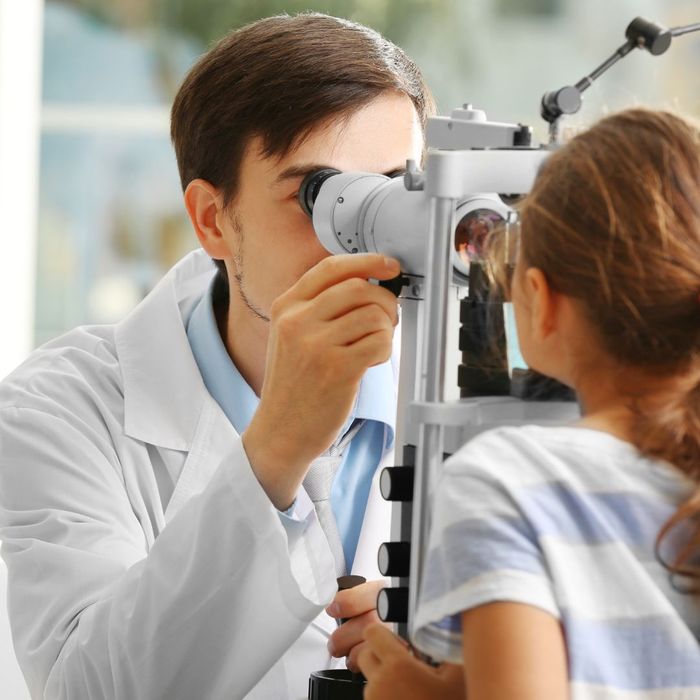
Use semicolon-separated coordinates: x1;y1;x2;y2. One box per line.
170;12;435;285
516;108;700;582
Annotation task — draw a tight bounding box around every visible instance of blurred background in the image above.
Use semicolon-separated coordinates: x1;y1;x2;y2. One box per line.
1;0;699;378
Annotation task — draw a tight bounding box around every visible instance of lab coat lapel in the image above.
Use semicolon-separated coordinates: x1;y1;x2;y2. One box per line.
114;251;214;452
114;250;229;522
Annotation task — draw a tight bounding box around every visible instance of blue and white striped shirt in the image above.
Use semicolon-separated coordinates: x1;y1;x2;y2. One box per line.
415;425;700;699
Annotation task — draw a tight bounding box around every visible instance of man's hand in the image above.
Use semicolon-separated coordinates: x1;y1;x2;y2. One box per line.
242;253;400;510
325;579;387;671
358;624;466;700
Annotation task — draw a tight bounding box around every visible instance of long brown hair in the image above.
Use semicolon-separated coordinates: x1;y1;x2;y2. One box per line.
518;108;700;581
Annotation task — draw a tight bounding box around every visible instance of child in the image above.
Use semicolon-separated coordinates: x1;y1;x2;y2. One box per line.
357;108;700;699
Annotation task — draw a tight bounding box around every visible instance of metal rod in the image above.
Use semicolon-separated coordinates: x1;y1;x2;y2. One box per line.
407;195;454;639
419;198;453;404
671;22;700;37
394;297;420;455
575;41;634;93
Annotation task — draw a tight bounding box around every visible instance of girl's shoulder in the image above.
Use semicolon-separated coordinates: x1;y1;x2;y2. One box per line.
442;424;691;505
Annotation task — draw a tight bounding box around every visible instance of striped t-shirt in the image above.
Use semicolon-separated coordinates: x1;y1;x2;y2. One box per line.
414;425;700;699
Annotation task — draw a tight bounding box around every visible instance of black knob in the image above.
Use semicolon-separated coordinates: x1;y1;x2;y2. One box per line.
540;85;582;124
308;670;365;699
625;17;672;56
513;124;532;147
377;586;409;623
379;273;410;297
378;542;411;577
336;575;366;625
379;466;414;502
336;575;366;592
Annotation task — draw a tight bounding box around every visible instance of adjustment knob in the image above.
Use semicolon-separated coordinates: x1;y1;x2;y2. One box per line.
377;586;409;623
540;85;582;124
378;542;411;578
625;17;672;56
379;466;414;501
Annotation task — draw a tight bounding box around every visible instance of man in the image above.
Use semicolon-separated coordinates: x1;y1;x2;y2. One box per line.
0;13;433;699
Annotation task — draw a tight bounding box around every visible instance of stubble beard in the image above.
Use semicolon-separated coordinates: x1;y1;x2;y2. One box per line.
230;212;270;323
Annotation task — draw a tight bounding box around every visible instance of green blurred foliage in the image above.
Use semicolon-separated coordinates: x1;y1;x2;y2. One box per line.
495;0;561;16
58;0;456;46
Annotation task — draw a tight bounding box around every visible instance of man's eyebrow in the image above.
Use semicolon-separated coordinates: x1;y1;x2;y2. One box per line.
271;163;407;188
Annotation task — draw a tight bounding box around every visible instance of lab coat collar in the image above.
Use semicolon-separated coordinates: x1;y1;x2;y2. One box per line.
114;250;216;451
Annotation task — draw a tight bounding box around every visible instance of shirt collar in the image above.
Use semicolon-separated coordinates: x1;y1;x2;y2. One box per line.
186;279;259;433
187;280;396;444
355;360;396;448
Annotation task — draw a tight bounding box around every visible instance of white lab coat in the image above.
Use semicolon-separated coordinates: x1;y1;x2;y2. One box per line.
0;250;395;700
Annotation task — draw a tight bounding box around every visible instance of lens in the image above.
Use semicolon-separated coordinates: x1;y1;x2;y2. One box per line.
298;168;341;217
454;208;505;268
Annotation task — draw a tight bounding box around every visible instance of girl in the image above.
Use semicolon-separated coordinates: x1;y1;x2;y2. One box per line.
358;108;700;699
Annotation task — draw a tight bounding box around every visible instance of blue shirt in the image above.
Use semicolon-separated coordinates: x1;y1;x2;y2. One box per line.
186;280;395;569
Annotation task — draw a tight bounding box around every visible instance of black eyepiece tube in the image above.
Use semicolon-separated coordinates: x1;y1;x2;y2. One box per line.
298;168;341;218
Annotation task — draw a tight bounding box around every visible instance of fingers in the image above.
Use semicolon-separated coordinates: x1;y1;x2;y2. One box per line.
436;663;467;686
363;622;410;657
321;306;396;349
274;306;395;366
328;610;381;658
358;625;438;700
346;640;367;673
357;627;465;700
356;643;380;677
293;253;400;301
355;327;396;365
314;276;399;325
326;579;386;620
347;631;409;672
326;581;391;669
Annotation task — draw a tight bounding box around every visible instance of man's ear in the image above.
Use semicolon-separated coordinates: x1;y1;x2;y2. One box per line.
184;179;231;259
524;267;557;341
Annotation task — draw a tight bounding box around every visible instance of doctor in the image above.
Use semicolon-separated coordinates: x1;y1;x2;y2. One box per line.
0;12;433;700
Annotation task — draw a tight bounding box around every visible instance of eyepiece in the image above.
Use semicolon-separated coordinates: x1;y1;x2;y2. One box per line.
298;168;341;217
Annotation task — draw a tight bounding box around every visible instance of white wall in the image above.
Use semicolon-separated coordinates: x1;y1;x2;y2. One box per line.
0;3;42;696
0;0;43;380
